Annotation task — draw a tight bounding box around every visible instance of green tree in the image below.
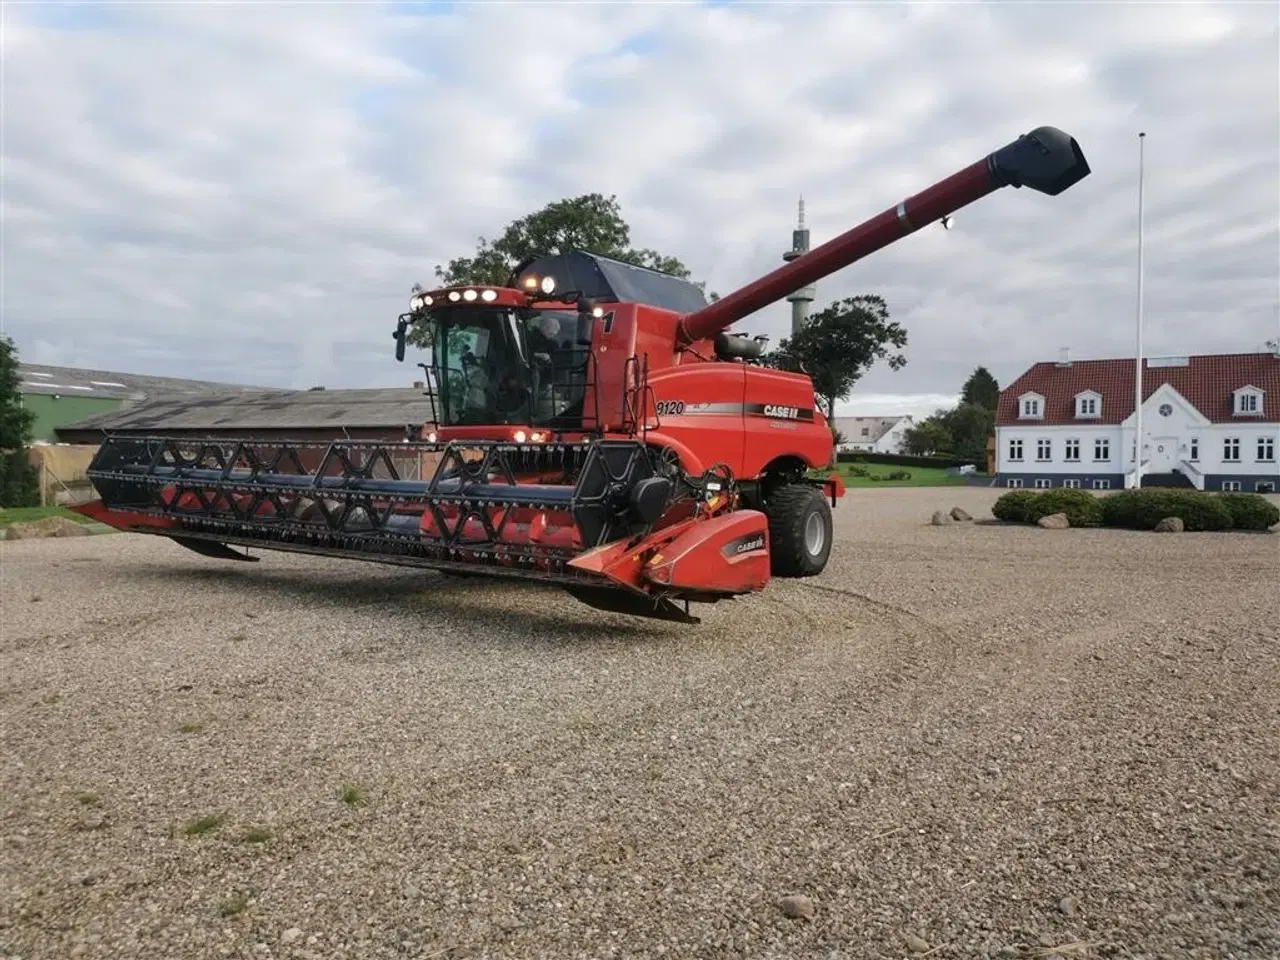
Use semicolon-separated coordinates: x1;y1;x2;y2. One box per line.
410;193;716;348
960;365;1000;411
936;401;994;464
772;294;907;420
902;417;951;456
901;364;998;464
0;336;40;507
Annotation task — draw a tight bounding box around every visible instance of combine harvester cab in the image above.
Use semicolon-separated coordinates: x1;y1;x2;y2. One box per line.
75;126;1091;624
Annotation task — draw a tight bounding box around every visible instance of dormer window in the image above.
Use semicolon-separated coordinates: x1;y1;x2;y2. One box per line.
1018;392;1044;419
1074;390;1101;418
1233;386;1263;416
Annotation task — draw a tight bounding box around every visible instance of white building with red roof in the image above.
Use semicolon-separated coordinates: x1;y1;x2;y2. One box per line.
993;349;1280;493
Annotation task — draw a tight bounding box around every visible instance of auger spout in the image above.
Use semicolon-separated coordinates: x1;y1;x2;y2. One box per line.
677;125;1091;345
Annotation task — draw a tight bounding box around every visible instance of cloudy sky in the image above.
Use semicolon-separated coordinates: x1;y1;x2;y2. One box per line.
4;1;1278;418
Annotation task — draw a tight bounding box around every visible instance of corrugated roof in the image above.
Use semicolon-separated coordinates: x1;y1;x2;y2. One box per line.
18;363;265;400
996;352;1280;426
58;387;438;432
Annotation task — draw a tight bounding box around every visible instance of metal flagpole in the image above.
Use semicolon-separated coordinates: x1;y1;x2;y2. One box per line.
1133;131;1146;489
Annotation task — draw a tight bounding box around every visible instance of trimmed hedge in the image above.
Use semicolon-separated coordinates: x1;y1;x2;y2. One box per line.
992;488;1102;527
993;488;1279;532
1100;489;1233;531
1219;492;1280;531
837;451;975;469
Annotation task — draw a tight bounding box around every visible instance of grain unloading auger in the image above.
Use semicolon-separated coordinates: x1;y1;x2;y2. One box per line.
74;126;1090;623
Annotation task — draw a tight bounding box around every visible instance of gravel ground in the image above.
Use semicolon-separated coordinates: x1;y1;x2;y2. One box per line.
2;487;1278;960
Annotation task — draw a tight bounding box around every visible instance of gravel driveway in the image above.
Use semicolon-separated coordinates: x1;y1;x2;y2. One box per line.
2;487;1277;960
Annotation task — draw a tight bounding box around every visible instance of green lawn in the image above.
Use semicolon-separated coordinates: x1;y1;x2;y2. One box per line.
0;505;92;529
831;463;980;488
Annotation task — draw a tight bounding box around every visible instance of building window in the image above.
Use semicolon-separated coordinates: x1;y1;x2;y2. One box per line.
1235;390;1262;415
1063;479;1081;488
1189;438;1199;461
1064;439;1080;461
1006;478;1023;488
861;427;869;436
1158;402;1172;417
1093;438;1110;461
1076;395;1098;417
1019;395;1043;418
1224;437;1240;462
1092;479;1111;490
1258;437;1276;462
1034;478;1051;489
1036;438;1051;461
1008;438;1024;461
1222;480;1242;492
1257;481;1276;493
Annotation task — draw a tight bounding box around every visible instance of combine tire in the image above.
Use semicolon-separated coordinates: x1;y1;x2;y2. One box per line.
765;484;833;577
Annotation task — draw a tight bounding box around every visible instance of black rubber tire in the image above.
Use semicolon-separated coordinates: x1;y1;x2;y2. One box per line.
764;483;833;577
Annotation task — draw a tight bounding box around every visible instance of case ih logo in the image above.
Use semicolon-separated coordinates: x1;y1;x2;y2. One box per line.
741;402;814;421
722;532;765;557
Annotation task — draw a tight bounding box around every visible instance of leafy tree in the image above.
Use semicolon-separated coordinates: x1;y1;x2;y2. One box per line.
772;294;907;420
936;401;994;464
902;417;951;456
409;193;715;349
0;336;40;507
434;193;682;286
960;365;1000;411
902;363;999;464
411;193;717;349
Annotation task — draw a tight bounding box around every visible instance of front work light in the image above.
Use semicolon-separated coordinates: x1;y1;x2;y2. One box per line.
540;275;557;295
480;289;498;302
462;289;478;301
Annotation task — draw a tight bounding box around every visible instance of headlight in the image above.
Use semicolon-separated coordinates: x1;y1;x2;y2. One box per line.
480;289;497;302
410;294;425;311
462;289;478;302
447;291;461;302
540;275;556;295
513;430;527;443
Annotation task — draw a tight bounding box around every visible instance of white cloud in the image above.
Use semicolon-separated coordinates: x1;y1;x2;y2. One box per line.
2;0;1276;403
835;393;960;421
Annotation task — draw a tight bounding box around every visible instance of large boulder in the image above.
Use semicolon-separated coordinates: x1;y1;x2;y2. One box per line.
1153;516;1184;533
930;510;952;526
950;506;973;522
5;516;91;539
1036;512;1070;530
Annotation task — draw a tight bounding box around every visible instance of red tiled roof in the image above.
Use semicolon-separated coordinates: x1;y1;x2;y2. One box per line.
995;352;1280;426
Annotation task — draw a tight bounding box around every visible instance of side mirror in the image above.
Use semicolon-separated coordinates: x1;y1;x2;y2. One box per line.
394;316;408;362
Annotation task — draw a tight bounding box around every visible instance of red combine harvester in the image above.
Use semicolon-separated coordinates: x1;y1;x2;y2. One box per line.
75;126;1090;623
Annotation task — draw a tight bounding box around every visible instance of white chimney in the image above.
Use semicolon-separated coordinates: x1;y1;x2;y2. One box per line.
1056;346;1071;367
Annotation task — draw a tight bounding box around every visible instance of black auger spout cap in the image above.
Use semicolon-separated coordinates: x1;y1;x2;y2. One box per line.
987;125;1091;196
